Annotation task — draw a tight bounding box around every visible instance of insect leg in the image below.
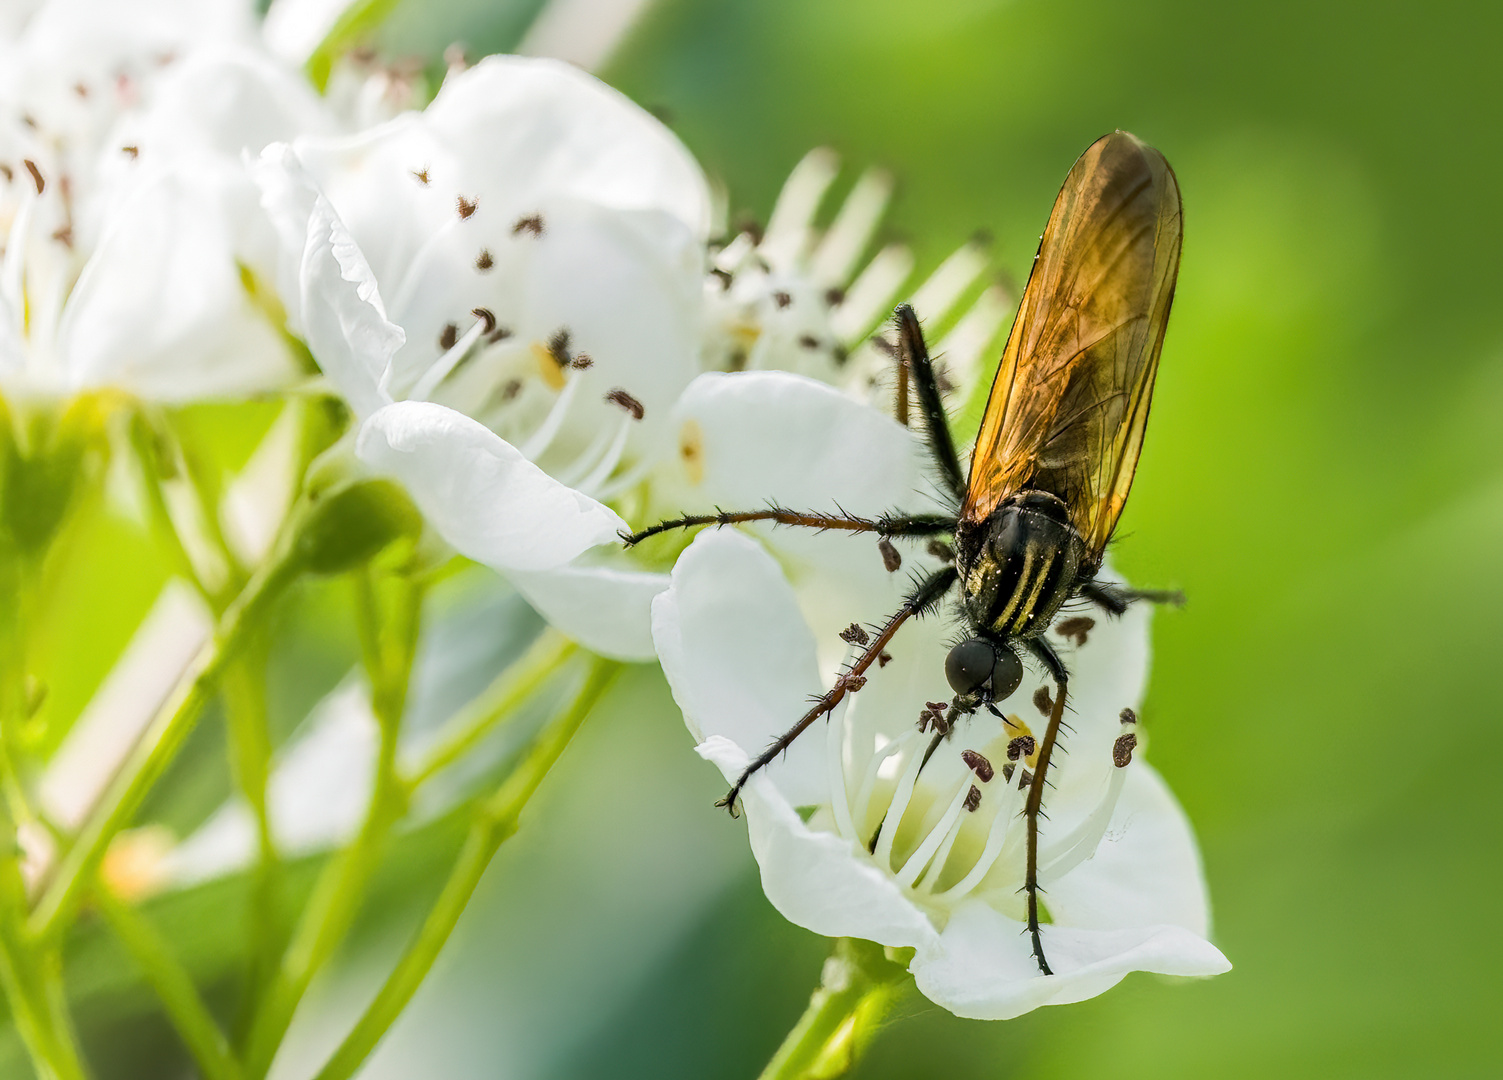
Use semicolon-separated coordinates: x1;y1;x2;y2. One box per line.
718;566;959;815
621;509;954;547
1079;581;1186;616
894;304;966;504
1021;633;1069;975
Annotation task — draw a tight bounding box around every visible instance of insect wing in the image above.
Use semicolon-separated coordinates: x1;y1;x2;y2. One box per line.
961;131;1182;556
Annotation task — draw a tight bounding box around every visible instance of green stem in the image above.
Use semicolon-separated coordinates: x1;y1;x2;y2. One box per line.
305;0;403;90
94;887;240;1080
311;658;619;1080
758;940;913;1080
405;629;577;790
240;569;423;1079
27;544;303;943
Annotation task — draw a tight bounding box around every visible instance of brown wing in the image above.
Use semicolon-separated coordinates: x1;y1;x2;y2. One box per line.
961;131;1182;557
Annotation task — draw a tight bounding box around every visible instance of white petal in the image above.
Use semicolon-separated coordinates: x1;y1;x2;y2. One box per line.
509;558;668;662
299;190;401;419
698;734;939;954
1045;762;1217;938
356;401;625;573
912;897;1230;1021
650;529;826;807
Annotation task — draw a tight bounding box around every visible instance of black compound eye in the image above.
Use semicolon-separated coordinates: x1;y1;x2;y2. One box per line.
945;639;1024;700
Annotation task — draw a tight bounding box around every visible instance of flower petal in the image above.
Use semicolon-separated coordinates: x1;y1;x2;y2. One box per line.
510;558;668;662
912;896;1230;1020
356;401;625;573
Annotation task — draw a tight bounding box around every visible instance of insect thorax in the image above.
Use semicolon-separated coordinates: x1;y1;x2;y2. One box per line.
955;490;1086;640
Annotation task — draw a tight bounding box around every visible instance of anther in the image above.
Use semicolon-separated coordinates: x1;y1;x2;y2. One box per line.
500;379;522;401
824;286;846;306
512;213;544;237
877;651;893;667
840;623;870;646
1119;707;1137;725
1033;686;1053;716
926;539;954;562
74;82;89;98
475;249;494;271
710;267;732;289
456;194;478;219
773;291;791;308
438;322;458;351
546;328;572;366
1006;736;1035;761
486;325;512;344
121;146;139;159
963;785;982;812
961;749;995;783
798;334;819;349
0;164;11;181
1113;732;1138;768
23;159;43;194
471;307;496;334
834;673;867;693
571;353;593;370
412;168;431;185
878;538;901;573
1055;616;1095;647
1002;763;1016;782
1019;769;1034;789
605;389;645;420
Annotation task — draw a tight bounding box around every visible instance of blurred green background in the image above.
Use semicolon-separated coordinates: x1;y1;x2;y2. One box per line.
22;1;1503;1077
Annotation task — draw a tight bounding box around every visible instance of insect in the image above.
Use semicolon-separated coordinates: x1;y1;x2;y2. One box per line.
623;131;1183;974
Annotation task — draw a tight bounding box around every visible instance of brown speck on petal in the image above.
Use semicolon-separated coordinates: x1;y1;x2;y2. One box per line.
605;388;645;420
412;168;431;185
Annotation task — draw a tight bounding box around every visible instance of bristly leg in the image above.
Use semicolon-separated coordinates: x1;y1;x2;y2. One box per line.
620;507;955;547
1079;581;1186;616
894;304;966;504
717;566;959;815
1022;633;1069;975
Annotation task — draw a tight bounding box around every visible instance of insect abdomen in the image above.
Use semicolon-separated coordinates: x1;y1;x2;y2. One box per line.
957;491;1084;639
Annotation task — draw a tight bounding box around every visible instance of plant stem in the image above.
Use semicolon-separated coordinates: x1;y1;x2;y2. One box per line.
93;886;241;1080
405;629;577;790
27;544;302;943
758;939;913;1080
310;657;619;1080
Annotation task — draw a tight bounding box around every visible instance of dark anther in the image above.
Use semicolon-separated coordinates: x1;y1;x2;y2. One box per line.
1113;731;1138;768
74;82;89;98
918;707;940;732
870;334;900;360
1033;685;1053;717
487;325;513;344
1002;763;1016;782
512;213;544;236
571;353;593;370
411;168;431;185
773;291;792;309
824;286;846;306
963;785;982;813
736;218;765;244
546;328;572;366
456;194;478;219
605;388;645;420
0;164;12;181
471;307;496;334
878;538;901;573
500;379;523;401
1119;707;1138;725
438;322;459;351
121;145;139;159
1054;616;1095;648
23;159;43;194
798;334;820;349
1019;769;1035;789
51;226;72;247
927;539;954;563
475;249;494;271
840;623;870;646
961;749;995;783
710;267;733;289
834;673;867;693
1007;735;1036;762
926;701;949;713
877;650;893;667
832;343;849;364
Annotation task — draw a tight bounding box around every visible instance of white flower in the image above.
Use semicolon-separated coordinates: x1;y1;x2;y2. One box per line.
0;0;330;401
652;522;1230;1019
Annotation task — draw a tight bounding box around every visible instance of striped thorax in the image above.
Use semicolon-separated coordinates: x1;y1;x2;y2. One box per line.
955;490;1087;640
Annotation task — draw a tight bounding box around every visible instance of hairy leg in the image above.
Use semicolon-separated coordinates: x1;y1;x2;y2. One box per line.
621;508;954;547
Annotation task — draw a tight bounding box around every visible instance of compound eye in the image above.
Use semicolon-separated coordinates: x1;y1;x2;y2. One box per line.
989;646;1023;701
946;639;999;696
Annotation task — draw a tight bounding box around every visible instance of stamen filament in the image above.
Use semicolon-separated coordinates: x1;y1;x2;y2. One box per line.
893;774;973;889
407;319;486;402
935;766;1027;902
810;168;892;286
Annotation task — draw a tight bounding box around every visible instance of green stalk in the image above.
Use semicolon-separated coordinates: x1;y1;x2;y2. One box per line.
758;939;913;1080
310;658;619;1080
94;887;240;1080
27;544;302;943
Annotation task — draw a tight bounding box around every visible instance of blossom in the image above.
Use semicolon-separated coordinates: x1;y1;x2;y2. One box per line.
0;0;330;402
652;521;1229;1018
